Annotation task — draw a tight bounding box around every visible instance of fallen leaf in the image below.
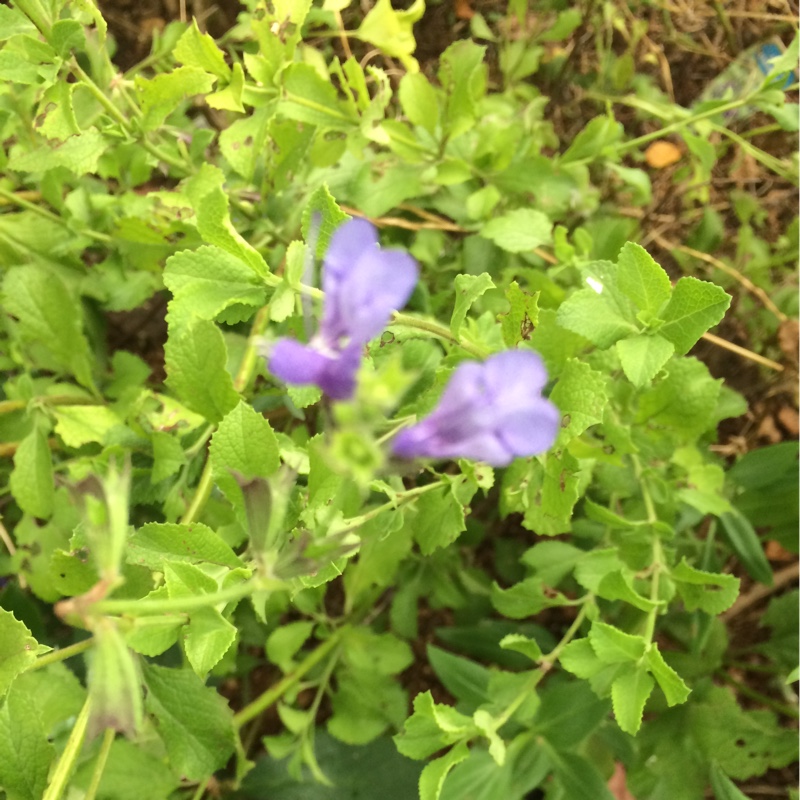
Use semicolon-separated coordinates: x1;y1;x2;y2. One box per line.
454;0;475;19
777;318;798;366
644;140;681;168
777;405;799;437
608;762;635;800
765;540;795;561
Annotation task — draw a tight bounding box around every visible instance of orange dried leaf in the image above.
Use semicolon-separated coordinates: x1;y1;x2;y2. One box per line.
645;140;681;168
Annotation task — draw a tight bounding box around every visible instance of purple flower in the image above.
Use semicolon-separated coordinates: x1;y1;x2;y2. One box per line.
268;218;418;400
392;351;560;467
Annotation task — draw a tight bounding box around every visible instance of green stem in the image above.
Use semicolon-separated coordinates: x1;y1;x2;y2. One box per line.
43;697;91;800
390;311;489;358
84;728;115;800
92;578;280;617
235;625;349;728
181;461;215;525
0;395;105;416
29;638;94;671
716;670;800;719
0;187;111;244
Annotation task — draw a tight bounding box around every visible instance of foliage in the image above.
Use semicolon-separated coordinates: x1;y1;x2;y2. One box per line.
0;2;797;799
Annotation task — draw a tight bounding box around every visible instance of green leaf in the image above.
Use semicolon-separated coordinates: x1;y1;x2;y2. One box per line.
207;62;245;112
266;621;315;672
219;107;272;180
439;41;486;138
645;644;691;706
135;67;215;131
611;663;654;735
0;49;42;85
480;209;552;253
534;679;610;750
596;571;659;612
183;165;268;276
616;334;675;387
560;115;624;164
74;739;180;800
557;287;638;349
163;245;266;331
0;686;54;800
588;621;647;664
127;522;244;570
499;634;542;662
500;282;539;348
671;558;739;615
143;663;236;782
125;616;183;658
412;479;476;555
2;265;94;388
559;638;604;680
164;318;240;423
0;609;42;698
183;606;237;677
301;183;349;261
616;242;671;316
9;427;54;519
394;691;474;760
0;7;36;40
719;508;773;586
659;277;731;355
419;742;470;800
278;63;358;129
522;449;582;536
54;405;122;448
399;72;439;136
638;357;721;437
8;128;108;175
450;273;494;339
210;400;281;526
173;20;230;80
151;431;187;484
491;577;567;618
709;762;751;800
549;358;607;442
357;0;425;72
551;752;616;800
427;646;491;708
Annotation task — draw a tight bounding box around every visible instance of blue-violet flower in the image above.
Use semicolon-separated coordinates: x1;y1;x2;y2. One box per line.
268;218;418;400
392;350;560;467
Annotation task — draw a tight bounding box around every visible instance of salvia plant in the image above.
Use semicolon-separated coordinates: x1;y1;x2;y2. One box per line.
0;1;797;799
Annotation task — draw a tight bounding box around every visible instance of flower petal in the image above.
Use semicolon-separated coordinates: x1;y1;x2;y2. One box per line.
496;399;561;457
322;218;379;300
268;338;360;400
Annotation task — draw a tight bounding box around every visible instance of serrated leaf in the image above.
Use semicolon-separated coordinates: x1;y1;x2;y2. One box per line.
0;686;54;800
645;644;690;706
522;449;582;536
127;522;243;570
278;63;359;129
559;638;604;679
491;577;567;619
659;277;731;355
219;107;271;180
399;71;439;136
357;0;425;73
301;184;349;261
207;62;245;112
8;128;107;174
588;621;647;664
499;634;542;662
54;405;122;447
419;742;470;800
210;401;280;526
480;209;552;253
135;67;215;131
616;334;675;387
394;691;473;760
266;621;315;672
173;20;230;80
597;570;659;612
549;358;607;442
611;663;654;735
0;609;42;698
616;242;671;316
183;607;237;676
183;165;267;276
412;479;476;555
638;357;721;437
143;663;236;782
151;431;187;484
557;287;638;348
164;245;266;331
450;272;494;339
500;282;539;348
671;558;739;615
9;427;54;519
3;265;94;388
164;318;240;423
